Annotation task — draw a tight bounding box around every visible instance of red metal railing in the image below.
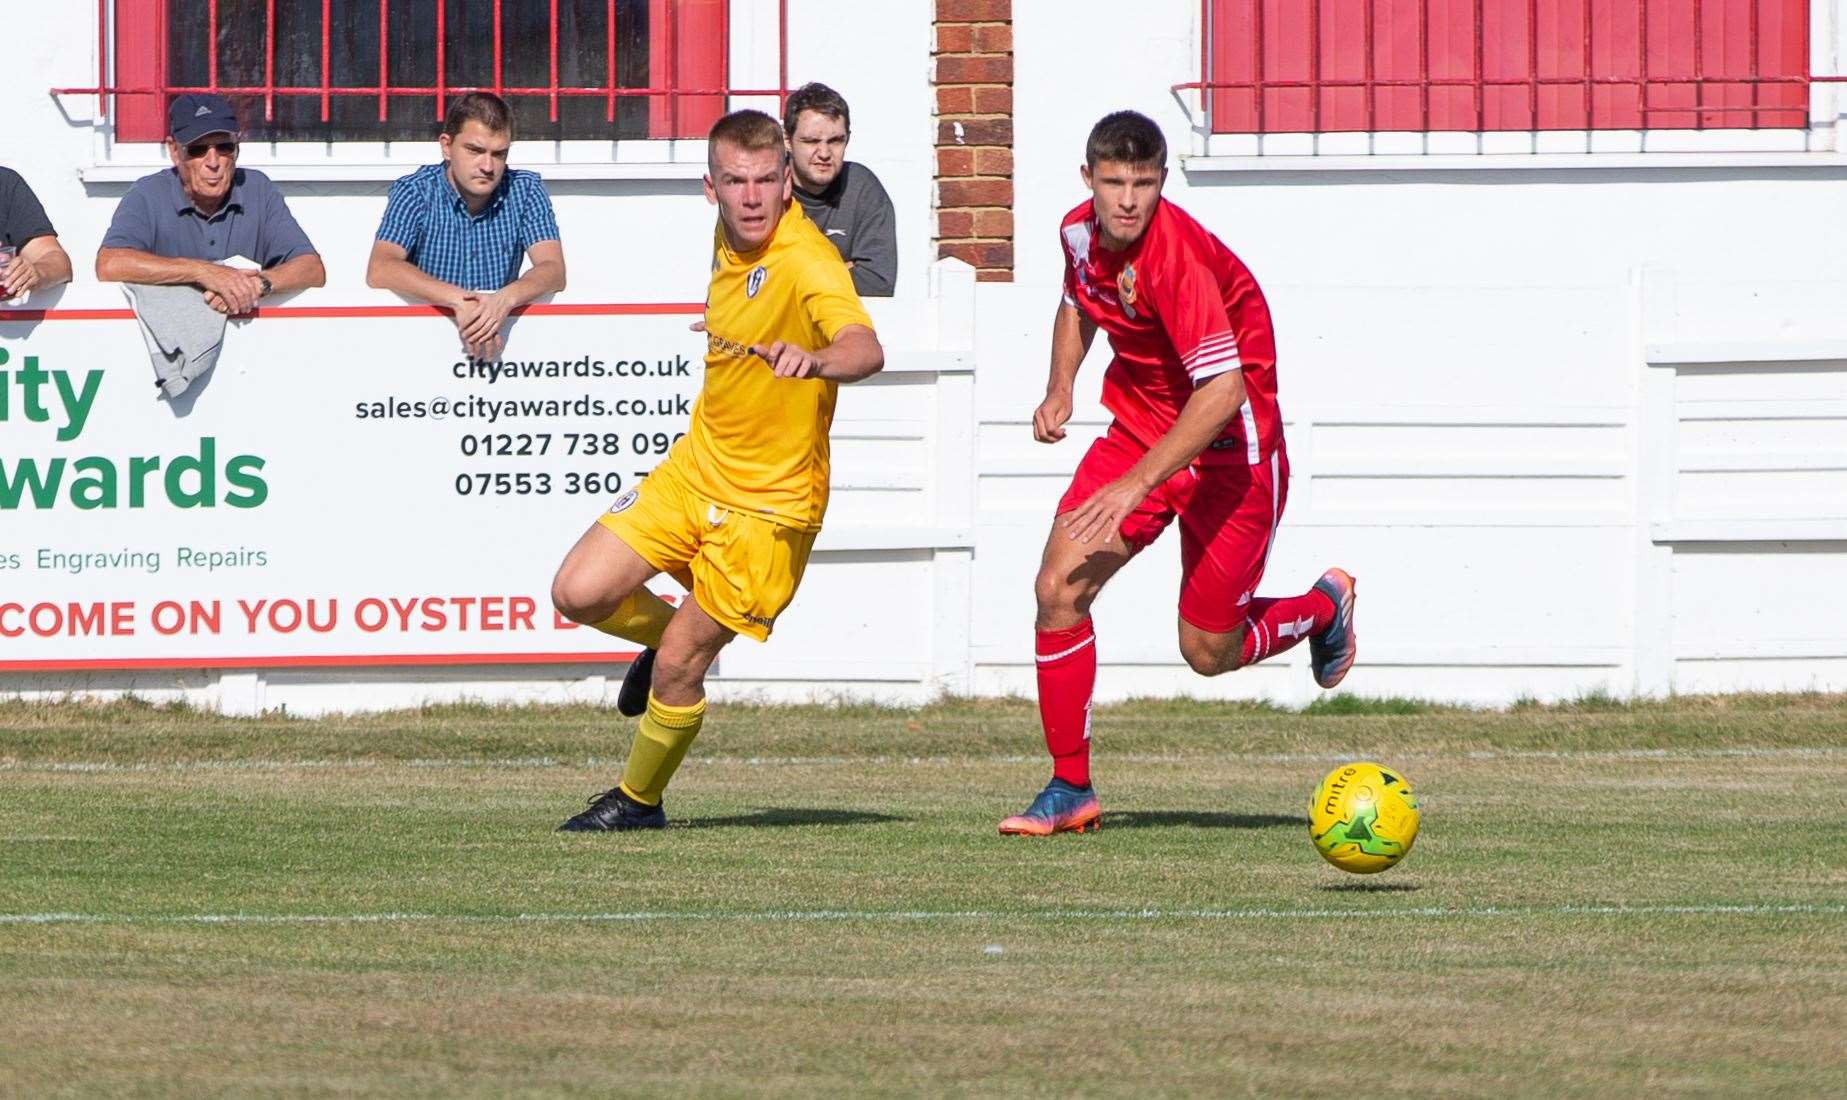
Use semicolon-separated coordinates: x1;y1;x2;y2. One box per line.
55;0;788;141
1182;0;1847;134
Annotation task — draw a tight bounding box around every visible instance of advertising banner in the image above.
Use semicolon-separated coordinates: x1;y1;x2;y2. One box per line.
0;302;703;670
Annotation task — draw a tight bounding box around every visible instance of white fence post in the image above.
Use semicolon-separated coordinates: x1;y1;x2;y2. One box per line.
1634;267;1678;697
928;259;978;696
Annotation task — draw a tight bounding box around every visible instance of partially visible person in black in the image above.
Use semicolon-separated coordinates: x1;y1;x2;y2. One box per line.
0;168;74;301
783;82;897;297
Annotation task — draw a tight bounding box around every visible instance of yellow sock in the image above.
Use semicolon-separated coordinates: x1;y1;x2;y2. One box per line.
591;589;675;649
618;694;706;806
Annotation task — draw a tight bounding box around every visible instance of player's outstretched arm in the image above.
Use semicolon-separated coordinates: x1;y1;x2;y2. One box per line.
1034;299;1097;443
1063;370;1248;544
751;323;883;383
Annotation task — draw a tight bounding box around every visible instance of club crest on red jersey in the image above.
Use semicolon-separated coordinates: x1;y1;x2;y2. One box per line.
1117;263;1138;317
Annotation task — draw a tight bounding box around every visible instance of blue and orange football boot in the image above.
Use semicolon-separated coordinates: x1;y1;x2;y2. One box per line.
1309;568;1358;689
997;777;1102;836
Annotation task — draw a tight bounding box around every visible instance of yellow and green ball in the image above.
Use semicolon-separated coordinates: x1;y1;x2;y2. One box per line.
1309;762;1420;874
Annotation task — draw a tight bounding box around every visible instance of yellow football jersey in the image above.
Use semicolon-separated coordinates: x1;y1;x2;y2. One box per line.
669;201;873;531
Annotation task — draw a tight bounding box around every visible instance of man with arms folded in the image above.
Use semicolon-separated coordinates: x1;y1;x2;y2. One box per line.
998;111;1357;837
96;94;325;313
0;167;74;301
550;109;884;832
366;92;565;362
785;82;897;297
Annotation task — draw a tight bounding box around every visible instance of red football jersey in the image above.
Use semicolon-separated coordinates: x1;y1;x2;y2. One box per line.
1059;197;1281;465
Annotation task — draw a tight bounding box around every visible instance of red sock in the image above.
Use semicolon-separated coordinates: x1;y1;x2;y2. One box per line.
1239;589;1337;666
1036;619;1096;787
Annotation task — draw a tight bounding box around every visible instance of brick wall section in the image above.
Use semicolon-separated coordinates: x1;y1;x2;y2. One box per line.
934;0;1013;282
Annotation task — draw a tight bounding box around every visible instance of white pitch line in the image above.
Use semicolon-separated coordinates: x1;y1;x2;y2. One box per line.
1;902;1840;928
0;746;1841;775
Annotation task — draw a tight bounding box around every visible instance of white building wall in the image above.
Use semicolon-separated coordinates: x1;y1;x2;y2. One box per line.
7;2;1847;711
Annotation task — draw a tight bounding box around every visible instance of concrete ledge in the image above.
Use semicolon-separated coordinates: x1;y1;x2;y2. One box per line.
1183;152;1847;174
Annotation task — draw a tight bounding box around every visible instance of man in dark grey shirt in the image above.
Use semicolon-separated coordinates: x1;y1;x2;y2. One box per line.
97;94;324;315
783;83;897;297
0;168;73;301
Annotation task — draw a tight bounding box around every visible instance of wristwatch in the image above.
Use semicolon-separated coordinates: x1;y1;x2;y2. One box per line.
258;275;273;297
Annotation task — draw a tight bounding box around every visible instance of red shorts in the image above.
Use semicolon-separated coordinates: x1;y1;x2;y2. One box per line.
1057;423;1289;634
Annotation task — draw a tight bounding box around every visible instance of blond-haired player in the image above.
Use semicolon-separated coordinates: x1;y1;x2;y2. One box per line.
550;109;884;830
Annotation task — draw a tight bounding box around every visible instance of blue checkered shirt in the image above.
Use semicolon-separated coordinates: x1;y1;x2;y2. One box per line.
374;164;560;291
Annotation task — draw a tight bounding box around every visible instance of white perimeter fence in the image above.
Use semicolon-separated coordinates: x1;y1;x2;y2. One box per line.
2;262;1841;712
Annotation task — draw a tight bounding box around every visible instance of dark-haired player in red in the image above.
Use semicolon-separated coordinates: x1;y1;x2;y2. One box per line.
998;110;1357;836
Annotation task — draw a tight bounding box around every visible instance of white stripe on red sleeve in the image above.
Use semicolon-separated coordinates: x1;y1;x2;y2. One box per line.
1182;332;1240;369
1189;357;1242;384
1186;330;1243;382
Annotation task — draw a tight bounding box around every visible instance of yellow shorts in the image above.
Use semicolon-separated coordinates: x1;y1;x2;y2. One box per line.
596;459;817;642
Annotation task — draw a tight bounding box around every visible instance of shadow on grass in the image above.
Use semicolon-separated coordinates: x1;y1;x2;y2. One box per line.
679;807;908;829
1316;880;1421;893
1107;811;1306;830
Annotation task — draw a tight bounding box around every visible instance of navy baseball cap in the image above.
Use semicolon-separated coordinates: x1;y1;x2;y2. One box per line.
169;93;240;144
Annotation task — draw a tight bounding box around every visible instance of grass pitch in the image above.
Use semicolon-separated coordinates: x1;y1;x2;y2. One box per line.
2;694;1844;1097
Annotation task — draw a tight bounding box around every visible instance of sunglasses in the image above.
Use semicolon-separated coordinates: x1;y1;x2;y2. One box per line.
184;141;238;159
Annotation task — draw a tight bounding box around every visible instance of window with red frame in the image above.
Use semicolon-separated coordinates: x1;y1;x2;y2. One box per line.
111;0;730;144
1204;0;1811;133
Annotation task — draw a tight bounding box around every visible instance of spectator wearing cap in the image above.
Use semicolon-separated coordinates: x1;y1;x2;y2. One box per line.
784;82;897;297
366;92;566;362
0;168;74;302
96;94;325;315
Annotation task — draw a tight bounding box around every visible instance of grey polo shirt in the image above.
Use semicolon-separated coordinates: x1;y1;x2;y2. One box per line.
100;167;316;267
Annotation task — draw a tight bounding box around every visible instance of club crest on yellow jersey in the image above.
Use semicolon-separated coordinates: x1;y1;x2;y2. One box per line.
747;264;768;298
